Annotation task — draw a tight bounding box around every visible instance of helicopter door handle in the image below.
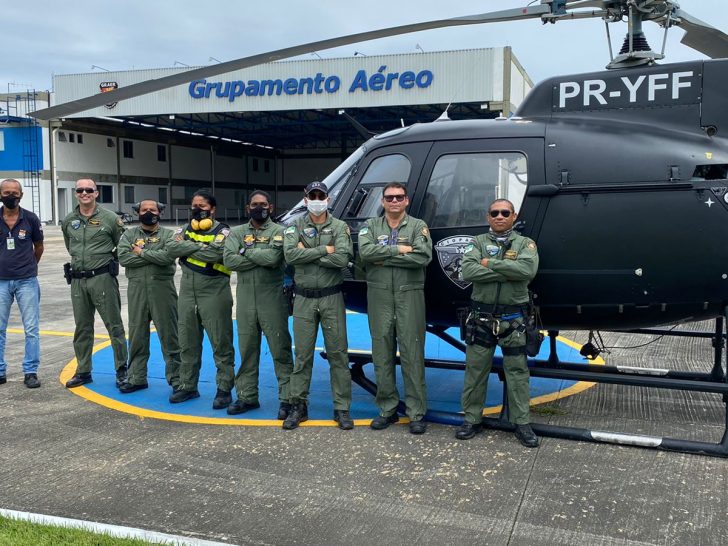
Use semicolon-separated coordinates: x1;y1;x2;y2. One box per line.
527;184;560;197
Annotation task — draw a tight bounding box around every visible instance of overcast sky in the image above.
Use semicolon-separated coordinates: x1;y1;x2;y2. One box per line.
3;0;727;94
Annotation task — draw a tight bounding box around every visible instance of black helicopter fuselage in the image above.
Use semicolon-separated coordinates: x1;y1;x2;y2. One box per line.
289;59;728;330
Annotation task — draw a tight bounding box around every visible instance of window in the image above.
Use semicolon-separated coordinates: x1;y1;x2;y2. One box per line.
252;158;259;172
344;154;411;223
107;138;114;148
97;185;113;204
158;187;167;205
69;133;75;143
124;185;135;203
264;159;270;173
123;140;134;158
58;132;66;142
77;134;83;144
421;152;528;228
157;144;167;162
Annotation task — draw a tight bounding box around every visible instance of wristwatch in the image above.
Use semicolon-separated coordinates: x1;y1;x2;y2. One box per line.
239;247;246;256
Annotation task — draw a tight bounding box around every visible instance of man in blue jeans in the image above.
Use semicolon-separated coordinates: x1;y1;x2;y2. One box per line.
0;179;44;388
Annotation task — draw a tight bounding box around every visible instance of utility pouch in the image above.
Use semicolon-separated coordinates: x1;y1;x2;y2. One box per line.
108;260;120;277
63;262;72;285
283;285;295;316
465;311;497;348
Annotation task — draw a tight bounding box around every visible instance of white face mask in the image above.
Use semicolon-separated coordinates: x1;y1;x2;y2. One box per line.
307;200;328;215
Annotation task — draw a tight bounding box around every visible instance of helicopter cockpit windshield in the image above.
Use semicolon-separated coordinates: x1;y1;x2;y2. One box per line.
421;152;528;228
277;145;366;224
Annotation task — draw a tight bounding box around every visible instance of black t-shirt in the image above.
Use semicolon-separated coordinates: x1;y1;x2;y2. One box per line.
0;207;44;280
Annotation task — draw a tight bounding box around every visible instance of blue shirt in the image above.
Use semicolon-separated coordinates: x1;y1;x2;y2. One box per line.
0;207;43;280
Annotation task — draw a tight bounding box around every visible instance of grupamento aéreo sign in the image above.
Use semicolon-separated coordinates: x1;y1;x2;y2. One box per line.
189;66;434;103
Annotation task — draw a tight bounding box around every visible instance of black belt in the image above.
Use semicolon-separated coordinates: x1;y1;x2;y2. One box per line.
294;285;342;299
70;263;112;279
470;301;526;317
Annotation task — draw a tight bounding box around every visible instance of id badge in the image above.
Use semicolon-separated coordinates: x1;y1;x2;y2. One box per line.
6;238;15;250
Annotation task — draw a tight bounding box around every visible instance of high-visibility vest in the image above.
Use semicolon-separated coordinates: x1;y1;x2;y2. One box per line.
180;223;232;277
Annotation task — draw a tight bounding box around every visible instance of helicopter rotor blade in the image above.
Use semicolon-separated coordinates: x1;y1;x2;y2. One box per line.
673;9;728;59
29;4;552;121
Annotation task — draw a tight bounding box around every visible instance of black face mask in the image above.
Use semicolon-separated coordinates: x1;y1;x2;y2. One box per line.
1;196;20;209
139;211;160;226
249;207;269;222
191;207;211;221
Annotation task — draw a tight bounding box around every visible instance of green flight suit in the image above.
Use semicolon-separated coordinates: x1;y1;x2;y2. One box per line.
460;231;539;425
62;205;128;375
283;213;353;410
167;220;235;393
223;218;293;404
358;214;433;421
118;225;181;388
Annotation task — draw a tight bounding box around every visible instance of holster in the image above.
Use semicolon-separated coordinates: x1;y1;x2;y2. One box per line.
283;285;295;316
523;302;544;357
108;260;120;277
63;262;72;285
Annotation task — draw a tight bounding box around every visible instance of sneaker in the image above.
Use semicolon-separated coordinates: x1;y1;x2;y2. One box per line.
23;373;41;389
282;403;308;430
227;400;261;415
370;413;399;430
333;410;354;430
455;422;483;440
169;389;200;403
514;424;540;448
409;419;427;435
66;373;92;388
212;389;233;410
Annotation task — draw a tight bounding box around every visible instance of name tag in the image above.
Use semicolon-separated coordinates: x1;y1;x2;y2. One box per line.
6;238;15;250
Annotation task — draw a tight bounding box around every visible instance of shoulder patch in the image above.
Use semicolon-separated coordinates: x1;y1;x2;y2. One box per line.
421;227;429;237
345;225;351;236
116;217;125;227
273;235;283;242
464;244;475;253
221;228;230;237
214;233;225;243
175;227;183;234
284;226;296;236
527;241;537;250
359;227;369;235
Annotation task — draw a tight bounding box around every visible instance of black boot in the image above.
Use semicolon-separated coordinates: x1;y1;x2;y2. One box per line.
282;402;308;430
333;410;354;430
455;422;483;440
115;367;128;388
277;402;292;420
514;424;540;448
212;389;233;410
66;373;92;388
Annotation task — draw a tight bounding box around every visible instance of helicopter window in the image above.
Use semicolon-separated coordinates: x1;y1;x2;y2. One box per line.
422;152;528;228
693;164;728;180
344;154;411;220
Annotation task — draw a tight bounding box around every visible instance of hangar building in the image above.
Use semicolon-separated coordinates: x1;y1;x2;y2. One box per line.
0;47;532;223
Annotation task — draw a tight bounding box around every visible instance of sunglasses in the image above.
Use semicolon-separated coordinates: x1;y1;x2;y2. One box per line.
489;209;512;218
383;194;406;202
75;188;96;194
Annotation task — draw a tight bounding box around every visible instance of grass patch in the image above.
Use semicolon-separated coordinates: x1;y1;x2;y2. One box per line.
0;515;161;546
531;404;569;416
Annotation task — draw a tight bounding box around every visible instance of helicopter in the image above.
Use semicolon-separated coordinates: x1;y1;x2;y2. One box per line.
30;0;728;332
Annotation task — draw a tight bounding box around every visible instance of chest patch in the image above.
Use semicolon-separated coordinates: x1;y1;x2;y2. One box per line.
71;220;81;230
303;227;317;238
88;218;101;226
486;245;499;257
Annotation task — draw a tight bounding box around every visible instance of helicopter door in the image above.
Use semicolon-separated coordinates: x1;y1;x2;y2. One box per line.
334;143;432;230
410;138;545;321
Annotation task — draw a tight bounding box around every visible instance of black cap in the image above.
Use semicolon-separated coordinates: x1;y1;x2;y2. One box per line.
304;181;328;195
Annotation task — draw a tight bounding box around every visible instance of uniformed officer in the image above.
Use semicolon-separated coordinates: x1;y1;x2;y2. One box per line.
166;189;235;409
62;178;128;388
223;190;293;418
282;181;354;430
457;199;540;447
358;182;433;434
117;200;181;394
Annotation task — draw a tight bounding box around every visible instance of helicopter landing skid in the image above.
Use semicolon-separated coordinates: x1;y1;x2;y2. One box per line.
339;315;728;458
